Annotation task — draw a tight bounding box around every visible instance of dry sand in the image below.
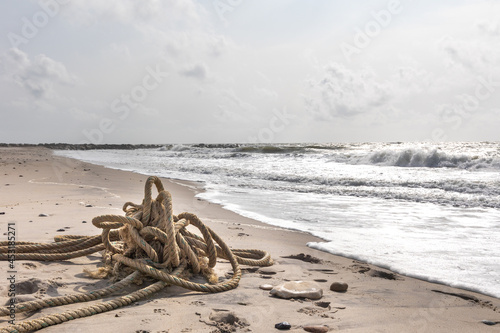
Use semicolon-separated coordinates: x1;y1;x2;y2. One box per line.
0;147;499;332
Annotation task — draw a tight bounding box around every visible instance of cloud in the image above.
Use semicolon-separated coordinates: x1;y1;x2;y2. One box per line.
106;43;132;61
62;0;216;64
211;88;258;123
439;36;476;71
65;0;205;28
254;87;278;99
179;63;209;80
69;107;100;122
135;104;160;116
205;35;228;57
0;48;78;99
304;62;392;120
438;28;500;74
220;89;257;113
393;64;432;94
476;20;500;36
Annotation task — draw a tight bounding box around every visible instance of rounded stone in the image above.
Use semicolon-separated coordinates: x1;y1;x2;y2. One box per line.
329;282;348;292
270;281;323;300
303;325;329;332
275;321;291;330
259;284;273;290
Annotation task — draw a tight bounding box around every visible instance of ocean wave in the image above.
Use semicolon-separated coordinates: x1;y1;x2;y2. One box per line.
236;179;500;209
58;142;500;209
234;145;306;154
157;143;500;170
159;144;191;152
167;162;500;208
354;148;500;170
161;143;348;155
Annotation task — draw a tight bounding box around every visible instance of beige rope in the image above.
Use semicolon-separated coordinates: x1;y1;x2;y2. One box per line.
0;176;273;332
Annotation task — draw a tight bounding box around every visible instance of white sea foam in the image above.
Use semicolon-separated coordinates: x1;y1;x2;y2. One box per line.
55;142;500;298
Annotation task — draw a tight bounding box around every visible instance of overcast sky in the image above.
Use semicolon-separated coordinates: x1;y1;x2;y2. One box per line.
1;0;499;144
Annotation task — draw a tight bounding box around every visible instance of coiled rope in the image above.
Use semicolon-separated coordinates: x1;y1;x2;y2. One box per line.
0;176;273;332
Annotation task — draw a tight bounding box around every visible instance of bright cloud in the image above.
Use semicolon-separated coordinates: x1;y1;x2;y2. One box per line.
304;63;392;120
1;48;78;99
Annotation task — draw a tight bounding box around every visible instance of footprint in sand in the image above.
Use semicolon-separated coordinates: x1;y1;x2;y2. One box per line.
349;264;371;274
153;308;169;316
22;262;39;269
15;278;45;294
282;253;322;264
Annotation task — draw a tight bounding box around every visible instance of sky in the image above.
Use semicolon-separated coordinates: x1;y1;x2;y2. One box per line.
1;0;499;144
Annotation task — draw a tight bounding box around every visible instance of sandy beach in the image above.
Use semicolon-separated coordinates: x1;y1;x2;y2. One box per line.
0;147;499;333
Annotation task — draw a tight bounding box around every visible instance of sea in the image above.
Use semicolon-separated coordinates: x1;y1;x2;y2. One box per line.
54;141;500;298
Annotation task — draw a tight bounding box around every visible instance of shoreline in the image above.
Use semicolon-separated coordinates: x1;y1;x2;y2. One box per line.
1;147;499;332
53;147;500;300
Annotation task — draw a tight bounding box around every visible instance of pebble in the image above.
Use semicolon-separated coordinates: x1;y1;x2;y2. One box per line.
303;325;329;333
314;301;331;309
270;281;323;300
481;320;498;326
259;284;273;290
329;282;348;292
39;213;48;217
275;321;291;330
331;304;346;310
56;229;65;232
0;212;5;215
85;204;93;207
258;269;277;275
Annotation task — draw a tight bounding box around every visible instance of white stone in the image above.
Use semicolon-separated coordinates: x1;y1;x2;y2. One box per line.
270;281;323;300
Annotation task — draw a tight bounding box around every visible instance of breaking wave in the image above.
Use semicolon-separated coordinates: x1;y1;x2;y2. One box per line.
357;148;500;170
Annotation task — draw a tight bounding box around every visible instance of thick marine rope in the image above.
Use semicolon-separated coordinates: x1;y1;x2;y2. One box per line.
0;176;273;332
